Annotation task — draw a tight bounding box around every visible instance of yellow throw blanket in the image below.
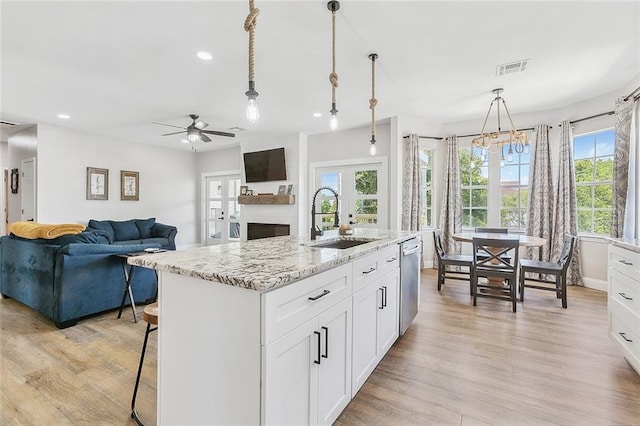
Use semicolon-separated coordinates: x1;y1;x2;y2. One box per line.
8;221;86;239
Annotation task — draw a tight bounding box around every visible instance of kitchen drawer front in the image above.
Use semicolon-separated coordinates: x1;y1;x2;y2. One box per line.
609;245;640;279
609;268;640;315
378;244;400;277
262;263;352;345
609;301;640;362
352;251;380;294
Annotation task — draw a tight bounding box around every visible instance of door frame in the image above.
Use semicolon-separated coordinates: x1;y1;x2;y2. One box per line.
201;170;241;245
309;157;388;230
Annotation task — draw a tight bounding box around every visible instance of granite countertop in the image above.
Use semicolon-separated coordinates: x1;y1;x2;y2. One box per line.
608;238;640;254
128;229;420;292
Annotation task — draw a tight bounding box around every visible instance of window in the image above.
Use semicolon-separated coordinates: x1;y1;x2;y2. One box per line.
574;128;614;235
419;149;433;227
500;146;530;230
459;147;488;227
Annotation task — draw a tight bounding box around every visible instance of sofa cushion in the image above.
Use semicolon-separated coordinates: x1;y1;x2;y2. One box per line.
8;230;110;246
110;220;140;241
135;218;156;239
141;237;169;247
112;239;143;246
88;220;115;243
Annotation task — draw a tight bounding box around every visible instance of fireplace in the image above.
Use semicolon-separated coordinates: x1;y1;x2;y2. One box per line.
247;223;291;240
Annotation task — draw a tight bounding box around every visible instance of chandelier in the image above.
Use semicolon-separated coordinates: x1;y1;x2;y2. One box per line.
472;88;529;165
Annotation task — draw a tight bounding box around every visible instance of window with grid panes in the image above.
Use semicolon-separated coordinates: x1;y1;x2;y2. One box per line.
573;128;614;235
419;149;433;227
459;146;488;227
500;146;530;230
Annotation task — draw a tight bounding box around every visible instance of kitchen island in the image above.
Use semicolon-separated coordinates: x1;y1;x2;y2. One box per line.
129;229;420;425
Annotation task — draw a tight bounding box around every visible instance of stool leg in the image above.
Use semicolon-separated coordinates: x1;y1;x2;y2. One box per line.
131;323;156;426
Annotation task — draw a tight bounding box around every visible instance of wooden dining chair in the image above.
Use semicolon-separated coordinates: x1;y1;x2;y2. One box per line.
519;234;577;308
472;237;520;312
433;230;474;293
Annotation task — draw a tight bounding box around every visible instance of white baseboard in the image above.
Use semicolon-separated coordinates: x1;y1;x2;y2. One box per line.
582;277;607;292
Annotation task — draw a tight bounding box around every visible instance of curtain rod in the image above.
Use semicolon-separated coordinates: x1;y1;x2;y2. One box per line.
624;85;640;101
559;110;614;126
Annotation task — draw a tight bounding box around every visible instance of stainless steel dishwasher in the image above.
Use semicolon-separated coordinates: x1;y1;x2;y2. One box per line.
400;237;421;335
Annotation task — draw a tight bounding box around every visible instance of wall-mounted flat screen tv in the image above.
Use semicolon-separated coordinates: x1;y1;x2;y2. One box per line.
243;147;287;183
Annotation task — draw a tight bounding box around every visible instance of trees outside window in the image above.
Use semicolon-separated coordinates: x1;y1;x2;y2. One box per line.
500;147;530;230
419;149;433;227
573;128;614;235
459;147;488;227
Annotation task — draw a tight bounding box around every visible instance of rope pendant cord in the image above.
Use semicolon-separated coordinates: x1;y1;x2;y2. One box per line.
369;55;377;140
329;8;338;107
244;0;259;84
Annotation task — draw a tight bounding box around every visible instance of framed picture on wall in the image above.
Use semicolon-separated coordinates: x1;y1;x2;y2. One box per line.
121;170;139;201
86;167;109;200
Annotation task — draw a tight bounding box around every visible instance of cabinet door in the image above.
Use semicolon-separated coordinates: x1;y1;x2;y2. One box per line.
351;280;381;396
263;317;319;426
317;297;352;426
378;270;400;355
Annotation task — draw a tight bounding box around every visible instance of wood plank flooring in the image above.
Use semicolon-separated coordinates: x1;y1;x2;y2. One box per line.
1;269;639;425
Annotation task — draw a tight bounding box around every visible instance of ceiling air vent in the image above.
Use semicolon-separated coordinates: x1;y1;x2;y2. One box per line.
496;59;529;76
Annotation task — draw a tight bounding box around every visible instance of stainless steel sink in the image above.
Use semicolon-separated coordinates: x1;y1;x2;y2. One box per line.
309;239;375;249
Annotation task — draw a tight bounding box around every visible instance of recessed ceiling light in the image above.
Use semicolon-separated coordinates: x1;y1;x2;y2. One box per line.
181;139;190;144
196;51;213;61
57;113;70;119
313;112;322;118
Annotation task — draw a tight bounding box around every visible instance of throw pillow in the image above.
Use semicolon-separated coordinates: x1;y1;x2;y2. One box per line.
87;219;115;243
110;220;140;241
135;217;156;239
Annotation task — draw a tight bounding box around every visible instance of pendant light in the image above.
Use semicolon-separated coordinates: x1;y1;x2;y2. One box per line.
328;1;340;131
244;0;260;123
368;53;378;156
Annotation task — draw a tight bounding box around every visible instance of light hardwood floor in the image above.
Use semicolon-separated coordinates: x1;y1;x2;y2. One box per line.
2;270;639;425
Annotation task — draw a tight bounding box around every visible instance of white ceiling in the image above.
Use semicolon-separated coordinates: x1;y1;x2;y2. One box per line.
1;1;638;152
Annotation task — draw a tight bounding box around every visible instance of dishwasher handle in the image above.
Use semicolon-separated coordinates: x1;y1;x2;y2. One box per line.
402;245;420;256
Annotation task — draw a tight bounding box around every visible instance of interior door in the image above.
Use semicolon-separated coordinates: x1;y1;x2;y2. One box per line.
1;169;7;234
205;175;241;245
21;157;36;221
315;163;386;231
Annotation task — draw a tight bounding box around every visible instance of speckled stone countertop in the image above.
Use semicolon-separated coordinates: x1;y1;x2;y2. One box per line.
128;229;420;292
608;238;640;254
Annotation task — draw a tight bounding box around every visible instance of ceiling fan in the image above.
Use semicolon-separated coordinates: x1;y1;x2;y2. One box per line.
153;114;235;143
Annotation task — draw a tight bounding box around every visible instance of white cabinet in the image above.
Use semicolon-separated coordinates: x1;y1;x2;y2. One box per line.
263;297;352;426
608;243;640;375
351;249;400;396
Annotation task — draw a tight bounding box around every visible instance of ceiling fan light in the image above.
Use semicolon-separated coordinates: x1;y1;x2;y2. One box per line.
187;128;201;143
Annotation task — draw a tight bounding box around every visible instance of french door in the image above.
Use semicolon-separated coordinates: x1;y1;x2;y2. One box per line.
204;174;241;245
314;163;386;231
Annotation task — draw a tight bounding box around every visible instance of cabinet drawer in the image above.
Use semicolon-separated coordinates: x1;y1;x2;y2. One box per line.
609;245;640;279
262;263;352;345
352;251;380;294
610;303;640;360
378;244;400;277
609;268;640;315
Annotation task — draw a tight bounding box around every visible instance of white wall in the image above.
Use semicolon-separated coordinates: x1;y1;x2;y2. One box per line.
36;124;198;247
7;126;37;223
1;141;7;167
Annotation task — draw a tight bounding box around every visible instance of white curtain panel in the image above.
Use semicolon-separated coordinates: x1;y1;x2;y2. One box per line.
401;133;421;231
525;124;554;261
612;96;633;237
551;121;583;286
623;99;639;239
437;135;462;256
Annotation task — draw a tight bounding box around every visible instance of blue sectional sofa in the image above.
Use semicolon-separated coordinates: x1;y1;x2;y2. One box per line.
0;218;177;328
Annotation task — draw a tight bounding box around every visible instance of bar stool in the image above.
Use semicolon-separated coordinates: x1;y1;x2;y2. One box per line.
131;302;158;426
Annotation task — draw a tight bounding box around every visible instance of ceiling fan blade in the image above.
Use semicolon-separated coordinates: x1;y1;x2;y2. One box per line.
201;134;212;143
161;131;186;136
153;122;186;130
201;130;236;138
194;121;209;130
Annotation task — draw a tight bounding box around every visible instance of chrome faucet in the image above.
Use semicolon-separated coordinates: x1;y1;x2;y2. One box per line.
311;186;340;240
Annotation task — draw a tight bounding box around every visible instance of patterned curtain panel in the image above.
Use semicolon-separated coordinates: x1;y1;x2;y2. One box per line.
623;99;639;239
611;96;633;237
437;136;462;256
402;133;421;231
551;121;583;286
525;124;553;261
